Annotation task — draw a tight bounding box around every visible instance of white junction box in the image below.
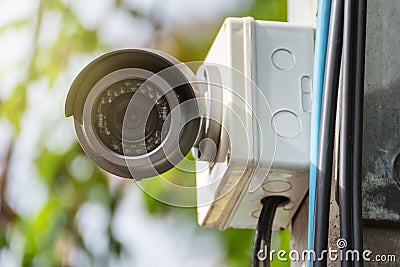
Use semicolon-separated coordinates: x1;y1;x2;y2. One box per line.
196;17;314;230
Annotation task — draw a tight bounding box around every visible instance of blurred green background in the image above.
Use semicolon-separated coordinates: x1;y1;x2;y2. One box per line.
0;0;289;266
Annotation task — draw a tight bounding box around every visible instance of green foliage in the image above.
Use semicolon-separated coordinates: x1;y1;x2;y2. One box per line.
218;229;254;266
17;142;122;265
0;84;27;132
272;229;291;267
245;0;287;21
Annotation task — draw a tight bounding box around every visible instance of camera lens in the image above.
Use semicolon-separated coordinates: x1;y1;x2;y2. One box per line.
93;78;170;157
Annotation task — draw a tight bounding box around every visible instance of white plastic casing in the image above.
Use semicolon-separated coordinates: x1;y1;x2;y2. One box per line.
196;17;314;230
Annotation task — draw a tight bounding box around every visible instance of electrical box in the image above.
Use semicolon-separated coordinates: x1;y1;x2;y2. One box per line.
195;17;314;230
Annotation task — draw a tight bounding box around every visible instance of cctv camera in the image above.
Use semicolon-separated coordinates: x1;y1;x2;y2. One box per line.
65;49;204;179
65;17;314;231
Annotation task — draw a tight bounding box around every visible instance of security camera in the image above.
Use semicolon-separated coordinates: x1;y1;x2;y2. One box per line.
65;49;204;179
65;17;314;231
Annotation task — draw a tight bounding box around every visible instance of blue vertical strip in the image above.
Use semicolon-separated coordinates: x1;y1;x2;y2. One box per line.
308;0;332;266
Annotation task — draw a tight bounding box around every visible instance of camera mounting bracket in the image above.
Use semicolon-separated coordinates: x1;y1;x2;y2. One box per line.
195;17;314;230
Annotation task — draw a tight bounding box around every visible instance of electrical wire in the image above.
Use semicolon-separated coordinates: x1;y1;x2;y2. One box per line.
252;196;287;267
339;0;358;265
352;0;367;266
313;0;344;265
308;1;333;265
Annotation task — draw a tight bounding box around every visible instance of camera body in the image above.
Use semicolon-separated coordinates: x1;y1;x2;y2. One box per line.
65;17;314;230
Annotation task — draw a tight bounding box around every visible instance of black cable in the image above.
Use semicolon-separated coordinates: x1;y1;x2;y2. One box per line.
253;199;273;267
352;0;367;266
339;0;358;265
252;196;287;267
313;0;344;265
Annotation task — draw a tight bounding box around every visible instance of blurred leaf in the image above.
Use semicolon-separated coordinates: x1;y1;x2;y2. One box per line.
0;19;32;34
143;192;171;216
271;229;291;267
245;0;287;21
219;229;254;267
0;84;27;132
19;199;66;265
36;148;67;182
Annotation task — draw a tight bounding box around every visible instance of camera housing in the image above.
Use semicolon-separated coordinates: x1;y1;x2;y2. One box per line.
65;49;204;179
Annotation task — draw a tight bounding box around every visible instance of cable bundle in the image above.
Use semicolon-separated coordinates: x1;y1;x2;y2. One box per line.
253;1;367;266
312;0;367;267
